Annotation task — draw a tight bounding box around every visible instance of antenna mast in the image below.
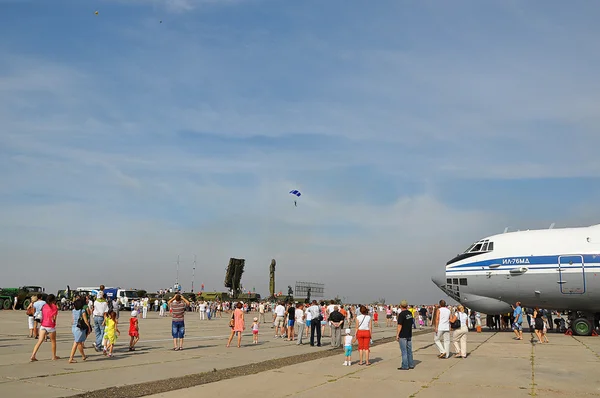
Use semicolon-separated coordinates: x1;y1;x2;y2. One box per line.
192;255;196;293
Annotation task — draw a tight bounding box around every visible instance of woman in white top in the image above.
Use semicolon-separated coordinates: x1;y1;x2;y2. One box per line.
451;305;469;358
355;305;373;366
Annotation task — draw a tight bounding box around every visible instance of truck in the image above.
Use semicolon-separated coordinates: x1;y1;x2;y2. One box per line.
0;286;46;310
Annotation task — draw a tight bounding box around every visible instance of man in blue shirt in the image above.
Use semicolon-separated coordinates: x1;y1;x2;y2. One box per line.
512;301;523;340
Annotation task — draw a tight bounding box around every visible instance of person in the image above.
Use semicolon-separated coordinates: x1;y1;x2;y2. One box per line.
68;298;91;363
434;300;451;359
329;306;345;348
26;296;37;338
355;305;373;365
343;328;354;366
30;294;59;362
252;317;259;344
32;294;46;339
295;303;306;345
512;302;524;340
226;302;245;348
129;310;140;351
533;307;544;343
451;305;469;358
287;303;295;341
273;302;286;338
92;292;109;352
307;300;322;346
396;300;415;370
168;294;190;351
103;310;120;357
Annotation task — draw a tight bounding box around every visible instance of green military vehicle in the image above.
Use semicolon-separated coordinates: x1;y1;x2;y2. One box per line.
0;286;46;310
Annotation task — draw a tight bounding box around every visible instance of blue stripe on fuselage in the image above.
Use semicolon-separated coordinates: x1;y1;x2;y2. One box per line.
446;254;600;270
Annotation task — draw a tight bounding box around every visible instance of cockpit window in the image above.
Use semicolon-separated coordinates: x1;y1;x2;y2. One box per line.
463;243;476;253
488;242;494;251
470;243;483;252
482;242;488;251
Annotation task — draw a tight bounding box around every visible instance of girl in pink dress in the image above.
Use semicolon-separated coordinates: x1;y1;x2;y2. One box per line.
226;302;245;348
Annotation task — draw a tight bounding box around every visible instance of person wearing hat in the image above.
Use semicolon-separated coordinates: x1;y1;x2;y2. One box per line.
343;328;354;366
396;300;415;370
91;291;109;352
128;310;140;351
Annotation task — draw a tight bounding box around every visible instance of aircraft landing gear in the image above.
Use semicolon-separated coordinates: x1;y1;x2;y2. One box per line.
567;312;596;336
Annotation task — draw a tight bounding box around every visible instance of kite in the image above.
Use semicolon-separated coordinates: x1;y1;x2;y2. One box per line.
289;189;301;207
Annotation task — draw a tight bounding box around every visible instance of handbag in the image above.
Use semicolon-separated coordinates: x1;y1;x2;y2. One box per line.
77;310;88;330
450;314;461;330
229;312;235;328
26;305;35;316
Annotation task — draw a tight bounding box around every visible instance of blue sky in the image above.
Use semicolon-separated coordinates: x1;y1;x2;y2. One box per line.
1;0;600;303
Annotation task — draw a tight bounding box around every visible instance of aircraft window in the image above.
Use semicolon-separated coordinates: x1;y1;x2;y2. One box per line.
446;278;451;284
482;242;488;251
452;278;458;285
488;242;494;251
470;243;483;252
459;278;467;286
463;243;476;253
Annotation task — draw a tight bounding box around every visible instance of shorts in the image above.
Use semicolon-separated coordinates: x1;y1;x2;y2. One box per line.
344;346;353;356
386;315;392;319
321;321;327;326
172;321;185;339
40;326;56;333
28;316;34;329
306;320;311;327
356;330;371;350
252;330;259;335
288;320;295;327
512;322;522;331
275;316;284;327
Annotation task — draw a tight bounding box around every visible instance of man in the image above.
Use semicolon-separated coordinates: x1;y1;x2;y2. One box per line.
329;306;345;348
295;303;306;345
434;300;451;359
396;300;415;370
307;300;322;347
92;292;109;352
168;294;190;350
512;301;523;340
258;302;266;323
419;306;428;327
273;302;286;338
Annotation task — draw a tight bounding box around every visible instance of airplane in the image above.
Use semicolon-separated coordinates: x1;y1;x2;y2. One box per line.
432;223;600;336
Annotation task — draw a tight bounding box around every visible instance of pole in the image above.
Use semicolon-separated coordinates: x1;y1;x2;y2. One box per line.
192;255;196;293
176;254;180;288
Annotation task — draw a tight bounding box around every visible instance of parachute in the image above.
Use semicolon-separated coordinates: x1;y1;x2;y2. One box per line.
289;189;301;207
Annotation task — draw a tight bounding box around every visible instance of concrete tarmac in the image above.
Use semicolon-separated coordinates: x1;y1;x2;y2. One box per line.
2;310;600;397
148;328;600;398
0;310;402;397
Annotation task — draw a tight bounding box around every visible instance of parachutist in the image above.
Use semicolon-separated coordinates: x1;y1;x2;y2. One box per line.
294;200;297;207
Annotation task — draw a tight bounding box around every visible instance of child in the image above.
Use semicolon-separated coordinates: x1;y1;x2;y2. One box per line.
373;311;379;327
129;310;140;351
418;314;424;329
252;317;259;344
343;328;354;366
103;310;120;357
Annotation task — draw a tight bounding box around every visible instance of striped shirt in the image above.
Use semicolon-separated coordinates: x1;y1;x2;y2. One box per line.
171;301;186;321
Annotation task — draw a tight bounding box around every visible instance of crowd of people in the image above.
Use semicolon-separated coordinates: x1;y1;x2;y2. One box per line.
21;285;561;371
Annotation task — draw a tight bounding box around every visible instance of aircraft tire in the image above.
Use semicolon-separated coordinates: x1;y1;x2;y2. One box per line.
572;317;593;336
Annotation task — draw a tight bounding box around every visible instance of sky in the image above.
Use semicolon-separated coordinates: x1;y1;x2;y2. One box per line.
1;0;600;304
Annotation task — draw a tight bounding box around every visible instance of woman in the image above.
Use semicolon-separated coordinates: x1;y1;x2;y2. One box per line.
68;298;91;363
26;296;37;338
451;305;469;358
226;302;245;348
30;294;59;362
533;307;544;343
355;305;373;366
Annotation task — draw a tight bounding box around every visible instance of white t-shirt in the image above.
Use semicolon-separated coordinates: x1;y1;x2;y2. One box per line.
306;310;313;321
275;305;285;317
344;335;353;347
458;312;469;328
93;300;109;317
356;314;371;330
259;304;265;314
437;307;451;331
295;309;305;324
327;304;336;315
199;303;207;312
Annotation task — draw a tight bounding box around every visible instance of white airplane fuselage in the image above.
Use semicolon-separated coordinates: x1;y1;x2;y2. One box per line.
433;224;600;316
